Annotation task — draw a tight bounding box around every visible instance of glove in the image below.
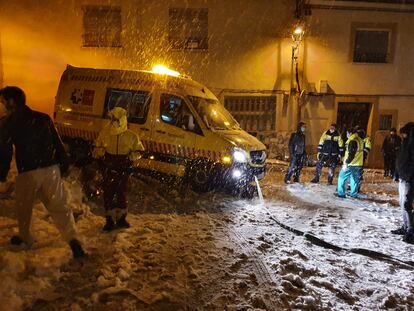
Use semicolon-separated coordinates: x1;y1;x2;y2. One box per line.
342;163;348;172
317;153;322;161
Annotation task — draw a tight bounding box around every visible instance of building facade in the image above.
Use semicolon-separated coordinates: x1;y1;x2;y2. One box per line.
0;0;413;167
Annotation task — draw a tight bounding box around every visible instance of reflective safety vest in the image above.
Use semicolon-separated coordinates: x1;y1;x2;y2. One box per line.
345;133;364;166
363;136;372;155
317;130;344;156
93;108;144;161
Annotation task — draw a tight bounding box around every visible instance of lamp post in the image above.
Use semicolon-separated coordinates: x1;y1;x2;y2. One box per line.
291;26;304;94
290;25;304;129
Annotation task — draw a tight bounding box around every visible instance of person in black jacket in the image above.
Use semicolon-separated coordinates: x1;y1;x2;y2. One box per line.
382;128;402;178
311;124;344;185
392;122;414;244
284;122;306;184
0;86;86;258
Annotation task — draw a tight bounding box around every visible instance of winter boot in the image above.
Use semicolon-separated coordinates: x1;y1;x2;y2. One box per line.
391;227;406;235
10;235;24;246
117;214;130;229
293;176;299;183
103;216;116;232
284;175;290;184
310;177;319;184
69;239;87;259
327;179;333;185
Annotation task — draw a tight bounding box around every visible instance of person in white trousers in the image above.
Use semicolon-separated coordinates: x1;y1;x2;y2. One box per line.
0;86;86;258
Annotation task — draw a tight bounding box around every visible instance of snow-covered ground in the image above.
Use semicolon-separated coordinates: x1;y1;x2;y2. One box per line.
0;162;413;310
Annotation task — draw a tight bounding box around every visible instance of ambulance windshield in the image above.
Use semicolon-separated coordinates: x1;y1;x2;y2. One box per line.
188;96;240;130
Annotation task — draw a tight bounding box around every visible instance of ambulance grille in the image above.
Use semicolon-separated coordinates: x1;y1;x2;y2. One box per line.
250;150;266;165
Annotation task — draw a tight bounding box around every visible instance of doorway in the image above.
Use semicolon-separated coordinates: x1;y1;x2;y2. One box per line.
336;102;371;135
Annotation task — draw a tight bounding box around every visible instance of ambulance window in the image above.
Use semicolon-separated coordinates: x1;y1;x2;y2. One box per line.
104;89;150;124
160;93;201;134
129;92;151;124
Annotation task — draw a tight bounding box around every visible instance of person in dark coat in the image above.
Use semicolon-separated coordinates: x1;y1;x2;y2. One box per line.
311;124;344;185
284;122;306;184
392;122;414;244
0;86;86;258
382;128;402;178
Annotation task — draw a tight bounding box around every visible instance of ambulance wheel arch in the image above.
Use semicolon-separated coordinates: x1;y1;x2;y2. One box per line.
185;157;217;193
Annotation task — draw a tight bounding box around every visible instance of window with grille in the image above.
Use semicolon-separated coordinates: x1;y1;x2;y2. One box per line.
379;114;393;130
104;89;151;124
224;96;276;133
83;6;122;47
353;29;390;63
169;8;208;50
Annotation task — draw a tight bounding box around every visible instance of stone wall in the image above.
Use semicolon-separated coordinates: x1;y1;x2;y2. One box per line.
262;131;291;160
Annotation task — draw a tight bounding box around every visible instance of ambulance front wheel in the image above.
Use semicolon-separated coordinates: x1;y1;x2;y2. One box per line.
186;159;215;193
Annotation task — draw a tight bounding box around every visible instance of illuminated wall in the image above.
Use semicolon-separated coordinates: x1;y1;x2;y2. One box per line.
301;2;414;166
0;0;295;116
1;0;413;165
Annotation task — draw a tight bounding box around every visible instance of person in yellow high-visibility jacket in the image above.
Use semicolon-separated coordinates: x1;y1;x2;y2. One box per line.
336;127;364;198
357;128;372;191
93;107;144;231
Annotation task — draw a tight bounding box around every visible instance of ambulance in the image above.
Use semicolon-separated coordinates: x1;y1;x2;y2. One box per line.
54;65;267;192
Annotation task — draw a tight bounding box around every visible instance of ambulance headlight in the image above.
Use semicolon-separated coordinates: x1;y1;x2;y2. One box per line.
232;169;242;179
233;148;248;163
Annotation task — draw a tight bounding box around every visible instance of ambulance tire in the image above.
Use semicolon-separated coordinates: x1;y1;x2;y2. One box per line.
239;184;257;200
187;158;215;193
226;181;255;199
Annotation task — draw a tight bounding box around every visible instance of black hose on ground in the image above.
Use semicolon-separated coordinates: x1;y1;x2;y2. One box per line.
266;213;414;270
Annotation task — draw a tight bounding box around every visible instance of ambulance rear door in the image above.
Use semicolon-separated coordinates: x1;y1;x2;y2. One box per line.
102;87;154;170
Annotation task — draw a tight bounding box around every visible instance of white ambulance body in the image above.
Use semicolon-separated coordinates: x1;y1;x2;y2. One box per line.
54;65;266;192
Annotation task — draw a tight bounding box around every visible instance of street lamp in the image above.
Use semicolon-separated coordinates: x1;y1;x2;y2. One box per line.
290;25;305;130
291;25;304;93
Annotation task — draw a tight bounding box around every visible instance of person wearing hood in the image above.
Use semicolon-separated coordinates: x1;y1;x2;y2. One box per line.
336;126;364;198
311;124;344;185
0;86;86;258
392;122;414;244
284;122;307;184
93;107;144;232
382;127;401;178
